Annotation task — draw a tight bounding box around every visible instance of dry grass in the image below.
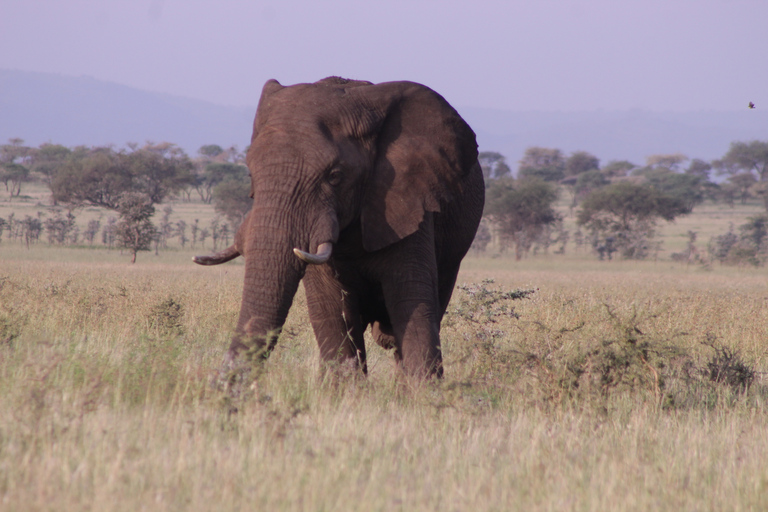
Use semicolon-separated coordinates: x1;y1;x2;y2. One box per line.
2;246;768;511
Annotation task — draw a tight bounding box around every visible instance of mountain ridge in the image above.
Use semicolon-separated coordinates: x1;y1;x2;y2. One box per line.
2;69;766;166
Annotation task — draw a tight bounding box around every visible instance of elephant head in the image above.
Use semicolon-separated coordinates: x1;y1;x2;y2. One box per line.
195;77;481;376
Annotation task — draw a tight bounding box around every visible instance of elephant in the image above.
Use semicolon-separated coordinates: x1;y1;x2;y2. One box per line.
194;77;484;379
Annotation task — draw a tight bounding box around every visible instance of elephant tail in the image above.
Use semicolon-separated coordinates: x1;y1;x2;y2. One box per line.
192;245;241;265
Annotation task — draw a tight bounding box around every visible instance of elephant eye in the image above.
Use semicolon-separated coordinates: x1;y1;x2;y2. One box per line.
327;168;343;186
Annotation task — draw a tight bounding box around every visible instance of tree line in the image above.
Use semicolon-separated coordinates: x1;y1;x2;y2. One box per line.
0;206;234;263
0;139;252;219
0;139;253;262
2;137;768;265
477;140;768;264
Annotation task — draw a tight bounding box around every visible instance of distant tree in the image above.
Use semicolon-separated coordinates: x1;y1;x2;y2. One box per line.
190;219;200;248
31;143;71;192
478;151;511;180
43;211;77;244
0;163;30;198
20;215;43;248
157;205;174;249
51;143;194;210
0;138;34;198
193;162;249;203
115;192;157;263
198;144;225;159
225;146;246;164
720;141;768;179
175;219;188;248
646;153;688;171
579;181;690;230
84;218;101;245
564;151;600;178
643;169;706;211
198;228;210;248
517;147;565;182
728;173;757;204
212;179;253;229
716;182;737;207
686;158;712;179
571;169;609;207
601;160;636;178
717;140;768;211
129;142;194;203
709;215;768;267
102;217;118;249
51;146;130;209
470;219;491;252
0;138;33;167
484;177;560;259
577;181;691;259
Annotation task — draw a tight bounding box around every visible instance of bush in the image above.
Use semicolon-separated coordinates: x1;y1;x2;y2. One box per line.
115;192;157;263
708;215;768;266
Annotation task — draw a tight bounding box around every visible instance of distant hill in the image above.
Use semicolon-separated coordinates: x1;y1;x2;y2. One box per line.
462;107;768;167
2;69;766;166
0;69;255;153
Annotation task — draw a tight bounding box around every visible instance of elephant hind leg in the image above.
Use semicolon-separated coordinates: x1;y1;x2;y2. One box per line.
372;321;396;350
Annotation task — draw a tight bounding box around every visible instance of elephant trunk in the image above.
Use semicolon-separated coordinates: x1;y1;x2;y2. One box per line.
229;218;302;359
227;201;338;361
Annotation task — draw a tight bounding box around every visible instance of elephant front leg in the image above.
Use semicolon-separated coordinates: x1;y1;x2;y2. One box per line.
381;267;442;378
303;265;367;376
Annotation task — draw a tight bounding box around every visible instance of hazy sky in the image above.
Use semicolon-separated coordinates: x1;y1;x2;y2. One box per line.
1;0;765;112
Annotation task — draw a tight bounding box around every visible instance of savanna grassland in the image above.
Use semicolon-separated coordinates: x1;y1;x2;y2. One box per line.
1;188;768;511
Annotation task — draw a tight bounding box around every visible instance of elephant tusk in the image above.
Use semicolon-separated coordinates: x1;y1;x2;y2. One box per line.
192;245;241;265
293;242;333;265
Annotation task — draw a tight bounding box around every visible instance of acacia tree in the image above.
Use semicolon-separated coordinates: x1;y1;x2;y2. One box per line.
212;172;253;230
0;163;29;198
478;151;511;180
49;143;192;261
517;147;565;182
577;181;691;259
130;142;194;204
190;144;247;202
194;162;249;203
30;143;71;202
727;173;756;204
686;158;712;179
484;177;560;259
570;169;609;208
716;140;768;210
601;160;636;178
0;138;34;199
51;143;193;209
646;153;688;171
564;151;600;178
115;192;157;263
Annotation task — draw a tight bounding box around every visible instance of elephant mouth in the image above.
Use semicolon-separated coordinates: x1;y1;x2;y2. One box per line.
293;242;333;265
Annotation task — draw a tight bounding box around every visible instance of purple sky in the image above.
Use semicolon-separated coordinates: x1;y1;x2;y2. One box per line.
2;0;766;111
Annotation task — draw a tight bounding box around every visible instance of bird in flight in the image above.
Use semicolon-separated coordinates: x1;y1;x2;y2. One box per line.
749;101;756;109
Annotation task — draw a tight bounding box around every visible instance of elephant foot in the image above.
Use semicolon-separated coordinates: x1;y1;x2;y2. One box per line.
209;350;262;413
320;357;365;382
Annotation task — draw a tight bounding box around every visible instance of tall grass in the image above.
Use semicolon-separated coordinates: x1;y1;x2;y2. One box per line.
1;250;767;510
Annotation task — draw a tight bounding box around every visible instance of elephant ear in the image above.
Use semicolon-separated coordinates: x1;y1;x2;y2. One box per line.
358;82;478;252
245;79;285;198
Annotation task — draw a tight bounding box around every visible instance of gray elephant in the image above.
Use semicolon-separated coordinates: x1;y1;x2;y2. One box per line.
195;77;484;378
